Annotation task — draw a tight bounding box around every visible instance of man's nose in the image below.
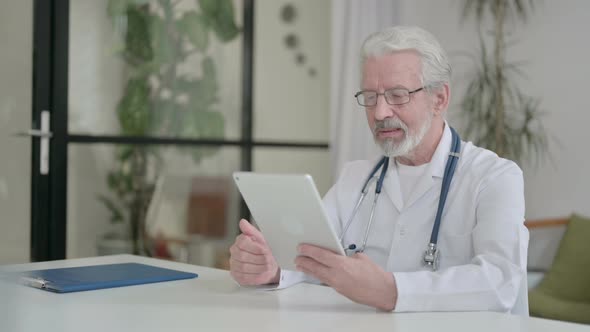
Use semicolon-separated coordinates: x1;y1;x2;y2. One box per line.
373;95;394;121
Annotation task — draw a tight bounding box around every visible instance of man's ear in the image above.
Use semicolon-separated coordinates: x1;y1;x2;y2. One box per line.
432;84;450;115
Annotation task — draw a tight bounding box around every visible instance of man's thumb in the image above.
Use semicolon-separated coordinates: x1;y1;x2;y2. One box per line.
239;219;265;243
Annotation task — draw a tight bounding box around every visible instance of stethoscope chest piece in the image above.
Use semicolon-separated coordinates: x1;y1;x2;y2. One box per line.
423;243;440;271
344;243;363;256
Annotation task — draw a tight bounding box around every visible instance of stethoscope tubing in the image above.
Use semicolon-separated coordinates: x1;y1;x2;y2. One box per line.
429;127;460;245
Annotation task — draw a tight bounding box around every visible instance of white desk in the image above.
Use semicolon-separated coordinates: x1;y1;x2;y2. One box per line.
1;255;588;332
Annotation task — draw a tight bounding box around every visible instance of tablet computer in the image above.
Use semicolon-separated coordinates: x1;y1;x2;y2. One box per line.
233;172;345;270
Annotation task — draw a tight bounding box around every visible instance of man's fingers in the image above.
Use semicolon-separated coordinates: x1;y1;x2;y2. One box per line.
295;255;332;284
352;252;370;261
229;258;273;274
238;219;267;244
230;245;270;265
235;234;270;255
229;221;279;287
297;244;343;268
230;270;275;286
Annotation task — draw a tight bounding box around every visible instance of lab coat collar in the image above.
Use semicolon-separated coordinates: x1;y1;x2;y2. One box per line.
384;122;453;211
426;121;454;179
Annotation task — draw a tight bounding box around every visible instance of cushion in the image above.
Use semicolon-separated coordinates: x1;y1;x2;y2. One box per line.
529;289;590;324
529;214;590;322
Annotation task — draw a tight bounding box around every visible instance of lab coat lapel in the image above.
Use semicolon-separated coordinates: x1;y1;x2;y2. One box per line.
383;160;404;212
404;167;435;208
404;124;452;209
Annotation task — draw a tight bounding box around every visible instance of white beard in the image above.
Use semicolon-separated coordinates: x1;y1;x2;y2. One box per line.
373;114;433;157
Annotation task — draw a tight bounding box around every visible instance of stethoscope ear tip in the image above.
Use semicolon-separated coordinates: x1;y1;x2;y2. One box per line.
348;244;357;250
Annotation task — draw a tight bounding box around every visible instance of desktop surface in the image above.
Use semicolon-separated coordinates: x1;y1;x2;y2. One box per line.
1;255;588;332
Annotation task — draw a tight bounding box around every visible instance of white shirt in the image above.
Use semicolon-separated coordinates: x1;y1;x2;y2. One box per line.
277;123;529;315
397;161;429;206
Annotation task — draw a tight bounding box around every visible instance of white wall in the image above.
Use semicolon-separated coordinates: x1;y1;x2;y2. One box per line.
0;0;32;264
253;0;332;194
253;0;331;143
395;0;590;219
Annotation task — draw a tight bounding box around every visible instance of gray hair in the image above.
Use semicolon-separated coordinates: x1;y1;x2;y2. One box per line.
361;26;451;91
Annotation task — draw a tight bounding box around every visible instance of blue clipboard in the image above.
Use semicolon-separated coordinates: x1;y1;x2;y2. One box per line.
19;262;198;293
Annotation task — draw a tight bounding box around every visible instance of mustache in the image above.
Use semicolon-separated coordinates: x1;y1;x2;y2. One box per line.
373;118;408;134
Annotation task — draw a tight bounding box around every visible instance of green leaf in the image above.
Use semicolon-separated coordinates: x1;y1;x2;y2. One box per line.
202;56;215;77
124;6;154;62
175;79;216;113
132;60;162;77
178;11;209;52
117;77;152;135
97;194;125;224
117;146;135;162
151;99;185;135
107;0;131;18
175;77;199;94
182;145;220;164
198;0;241;42
462;0;534;24
150;15;176;63
194;110;225;138
178;59;220;111
130;0;152;5
198;0;217;16
107;171;120;191
172;107;224;140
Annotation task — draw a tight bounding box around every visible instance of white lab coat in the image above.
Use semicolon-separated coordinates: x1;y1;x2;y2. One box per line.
278;124;529;315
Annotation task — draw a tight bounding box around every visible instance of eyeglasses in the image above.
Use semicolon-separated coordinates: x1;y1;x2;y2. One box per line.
354;87;425;107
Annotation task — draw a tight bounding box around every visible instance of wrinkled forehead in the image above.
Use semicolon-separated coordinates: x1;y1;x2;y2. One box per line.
361;50;423;89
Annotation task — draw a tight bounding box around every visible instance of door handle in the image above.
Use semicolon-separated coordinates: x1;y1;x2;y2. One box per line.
14;129;53;138
14;110;52;175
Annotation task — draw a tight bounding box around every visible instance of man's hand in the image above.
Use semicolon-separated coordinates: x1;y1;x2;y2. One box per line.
229;219;280;286
295;244;397;311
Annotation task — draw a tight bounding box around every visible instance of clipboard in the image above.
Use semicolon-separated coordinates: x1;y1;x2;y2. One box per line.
18;262;198;293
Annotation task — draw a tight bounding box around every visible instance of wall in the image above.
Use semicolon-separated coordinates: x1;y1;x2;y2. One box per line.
0;0;32;264
395;0;590;219
253;0;332;194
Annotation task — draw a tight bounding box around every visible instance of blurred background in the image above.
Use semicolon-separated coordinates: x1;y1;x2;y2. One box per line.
0;0;589;323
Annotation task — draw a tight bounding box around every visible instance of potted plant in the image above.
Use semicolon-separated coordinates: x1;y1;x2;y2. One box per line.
97;0;241;255
460;0;549;165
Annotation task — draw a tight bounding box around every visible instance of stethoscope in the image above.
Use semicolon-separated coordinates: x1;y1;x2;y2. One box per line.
338;127;461;271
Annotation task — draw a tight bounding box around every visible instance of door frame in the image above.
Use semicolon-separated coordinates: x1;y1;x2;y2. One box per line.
30;0;68;261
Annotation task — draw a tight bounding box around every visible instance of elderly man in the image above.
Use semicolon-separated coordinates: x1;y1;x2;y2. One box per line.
229;26;528;314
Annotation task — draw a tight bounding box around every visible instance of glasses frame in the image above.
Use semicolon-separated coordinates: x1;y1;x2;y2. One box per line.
354;86;425;107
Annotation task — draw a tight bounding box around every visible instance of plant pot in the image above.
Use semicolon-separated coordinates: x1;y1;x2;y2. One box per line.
96;235;134;256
